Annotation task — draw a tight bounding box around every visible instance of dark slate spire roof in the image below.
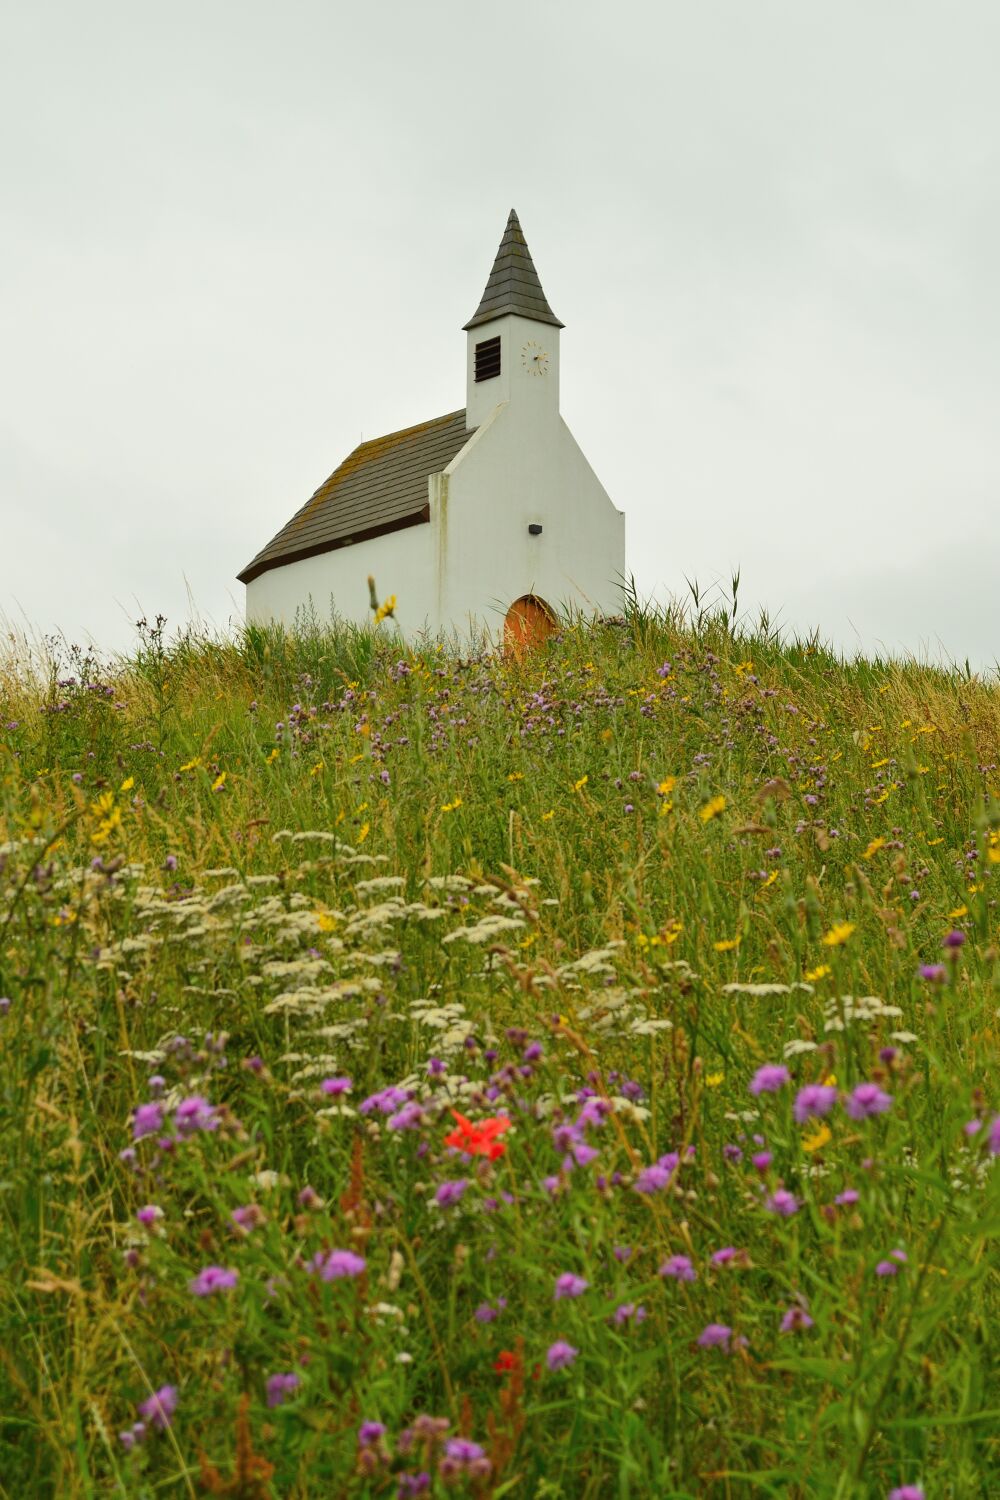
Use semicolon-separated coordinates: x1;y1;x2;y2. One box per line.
463;209;564;332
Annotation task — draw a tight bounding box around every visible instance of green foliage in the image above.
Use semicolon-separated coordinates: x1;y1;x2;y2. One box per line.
0;609;998;1496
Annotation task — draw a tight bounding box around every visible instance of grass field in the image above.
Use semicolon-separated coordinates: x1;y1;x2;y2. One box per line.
0;598;997;1498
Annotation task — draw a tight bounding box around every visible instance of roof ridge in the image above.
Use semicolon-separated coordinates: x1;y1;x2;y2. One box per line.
463;209;564;332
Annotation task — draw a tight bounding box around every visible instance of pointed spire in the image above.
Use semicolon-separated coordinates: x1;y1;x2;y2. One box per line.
463;209;564;331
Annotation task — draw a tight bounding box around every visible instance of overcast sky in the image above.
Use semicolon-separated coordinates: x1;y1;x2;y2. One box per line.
2;0;998;668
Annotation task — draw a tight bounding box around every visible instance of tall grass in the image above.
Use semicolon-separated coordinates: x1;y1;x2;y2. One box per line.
0;601;998;1497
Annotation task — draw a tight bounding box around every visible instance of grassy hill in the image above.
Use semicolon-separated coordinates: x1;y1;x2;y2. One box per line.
1;603;997;1497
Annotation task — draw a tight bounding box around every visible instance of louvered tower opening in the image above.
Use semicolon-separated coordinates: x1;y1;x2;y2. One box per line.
474;336;501;382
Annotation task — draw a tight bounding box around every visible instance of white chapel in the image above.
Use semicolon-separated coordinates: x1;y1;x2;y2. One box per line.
238;210;626;645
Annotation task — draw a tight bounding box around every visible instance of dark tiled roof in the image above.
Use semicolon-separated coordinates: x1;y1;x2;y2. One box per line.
238;410;473;584
463;208;564;332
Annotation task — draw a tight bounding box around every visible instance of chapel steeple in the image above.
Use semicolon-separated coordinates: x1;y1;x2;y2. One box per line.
463;209;564;331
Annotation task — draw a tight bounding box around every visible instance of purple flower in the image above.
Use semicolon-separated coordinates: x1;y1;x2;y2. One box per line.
266;1372;301;1408
711;1247;737;1265
988;1117;1000;1155
634;1161;675;1194
723;1143;743;1162
474;1302;499;1322
749;1064;790;1097
388;1102;425;1131
360;1085;410;1115
444;1438;485;1463
835;1188;859;1206
765;1189;798;1217
918;964;946;983
230;1205;264;1234
780;1304;814;1333
752;1151;773;1172
943;929;966;949
174;1095;217;1135
319;1249;366;1279
697;1323;732;1349
888;1487;925;1500
427;1057;446;1076
546;1340;579;1371
359;1420;387;1447
613;1302;647;1326
136;1205;163;1226
844;1083;893;1120
435;1178;468;1207
659;1254;697;1282
875;1259;901;1277
320;1075;353;1096
188;1265;238;1296
397;1474;431;1497
137;1384;177;1430
793;1084;837;1123
554;1273;589;1299
133;1102;164;1140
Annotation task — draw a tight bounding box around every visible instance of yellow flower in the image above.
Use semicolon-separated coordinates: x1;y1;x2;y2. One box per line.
872;790;890;805
440;797;463;813
309;760;324;777
822;1072;837;1087
699;795;726;823
573;775;589;792
657;777;677;796
179;757;201;773
374;593;397;624
315;911;338;932
862;837;886;859
507;772;524;782
265;748;279;764
658;800;674;817
926;836;943;846
662;919;683;945
713;937;740;952
212;772;227;792
802;1122;832;1154
804;963;832;982
759;871;778;891
988;848;1000;865
119;776;134;792
541;810;555;821
820;921;855;948
948;905;968;920
870;757;890;769
358;821;370;843
704;1072;725;1088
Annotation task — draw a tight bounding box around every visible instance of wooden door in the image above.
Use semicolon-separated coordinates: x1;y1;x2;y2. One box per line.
504;595;556;655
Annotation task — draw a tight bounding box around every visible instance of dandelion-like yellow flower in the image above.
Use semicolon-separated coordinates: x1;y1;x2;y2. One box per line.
820;921;855;948
179;757;201;773
759;871;778;891
440;797;463;813
374;594;397;624
315;911;338;933
948;905;968;920
541;810;555;821
212;772;227;792
507;772;524;783
804;963;832;982
573;775;589;793
358;821;370;843
704;1072;725;1088
265;748;279;764
862;837;886;859
120;776;134;792
713;937;740;952
699;795;726;823
657;777;677;796
802;1122;832;1154
309;761;324;777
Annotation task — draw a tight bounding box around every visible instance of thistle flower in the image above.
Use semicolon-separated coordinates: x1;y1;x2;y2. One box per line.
793;1084;837;1123
434;1179;468;1207
554;1273;589;1299
764;1189;798;1216
137;1384;177;1430
659;1254;697;1282
133;1102;164;1140
318;1249;366;1279
844;1083;893;1120
749;1064;790;1097
266;1372;301;1408
546;1340;579;1370
188;1265;238;1296
697;1323;732;1349
320;1076;353;1096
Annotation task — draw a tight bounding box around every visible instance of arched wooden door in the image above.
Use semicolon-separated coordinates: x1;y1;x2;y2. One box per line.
504;595;556;655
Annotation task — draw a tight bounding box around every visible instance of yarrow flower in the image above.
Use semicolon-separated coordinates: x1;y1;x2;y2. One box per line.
749;1064;790;1097
659;1254;697;1282
546;1340;579;1371
844;1082;893;1120
189;1265;238;1296
793;1084;837;1123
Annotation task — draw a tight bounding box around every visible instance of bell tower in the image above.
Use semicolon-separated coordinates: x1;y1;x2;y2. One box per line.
463;209;564;431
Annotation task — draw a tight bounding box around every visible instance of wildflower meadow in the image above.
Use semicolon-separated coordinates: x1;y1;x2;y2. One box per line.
1;598;998;1497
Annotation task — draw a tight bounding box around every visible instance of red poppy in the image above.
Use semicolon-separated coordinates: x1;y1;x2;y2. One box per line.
493;1350;520;1374
443;1110;511;1161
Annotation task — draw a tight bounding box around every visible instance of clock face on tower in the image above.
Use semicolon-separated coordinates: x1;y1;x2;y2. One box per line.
521;339;550;375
